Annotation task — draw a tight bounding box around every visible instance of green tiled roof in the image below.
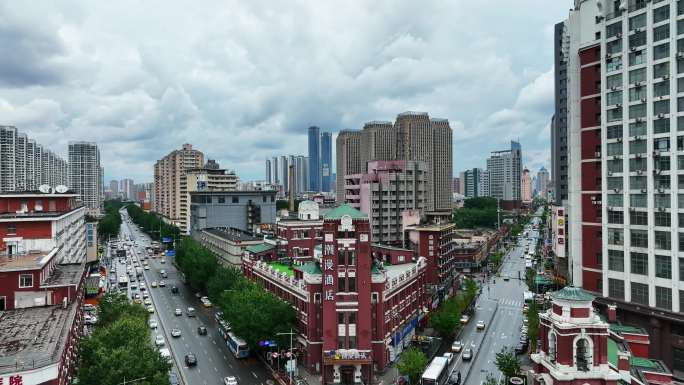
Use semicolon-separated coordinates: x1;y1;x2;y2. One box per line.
631;357;657;369
610;324;646;334
324;204;367;220
246;243;275;254
607;338;618;367
550;286;594;302
297;262;322;275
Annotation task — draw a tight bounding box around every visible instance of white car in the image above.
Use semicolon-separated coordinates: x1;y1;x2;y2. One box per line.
144;265;150;270
443;352;454;364
476;320;486;330
200;297;213;308
223;376;238;385
451;340;463;353
159;347;171;362
174;308;182;316
84;314;98;325
171;328;182;338
149;319;158;329
147;305;155;313
144;299;152;306
154;335;165;346
158;280;166;287
151;281;158;288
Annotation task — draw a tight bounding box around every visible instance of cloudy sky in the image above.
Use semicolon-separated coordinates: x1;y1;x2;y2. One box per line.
1;1;571;183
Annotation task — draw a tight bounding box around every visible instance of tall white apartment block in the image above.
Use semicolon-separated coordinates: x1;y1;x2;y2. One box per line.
68;141;103;215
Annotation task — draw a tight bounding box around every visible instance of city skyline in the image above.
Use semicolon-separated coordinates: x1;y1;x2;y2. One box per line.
0;1;568;182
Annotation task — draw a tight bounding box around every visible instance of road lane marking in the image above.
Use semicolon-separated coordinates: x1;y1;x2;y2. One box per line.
214;367;218;372
252;371;259;379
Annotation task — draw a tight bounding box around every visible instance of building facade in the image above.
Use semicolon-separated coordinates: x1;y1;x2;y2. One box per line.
68;141;102;215
119;178;134;201
179;161;238;234
189;190;277;234
273;200;323;260
521;167;533;203
486;141;522;205
552;20;571;205
242;205;428;384
536;166;550;199
563;1;684;374
192;227;263;266
321;132;333;192
463;168;490;198
0;126;68;193
308;126;321;192
153;143;204;227
335;112;453;216
344;160;428;244
0;191;87;385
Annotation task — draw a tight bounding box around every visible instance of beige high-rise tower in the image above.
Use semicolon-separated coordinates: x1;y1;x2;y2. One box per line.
153;144;204;230
336;112;453;215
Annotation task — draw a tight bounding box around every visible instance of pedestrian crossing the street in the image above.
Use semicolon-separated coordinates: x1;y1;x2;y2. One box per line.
498;298;524;308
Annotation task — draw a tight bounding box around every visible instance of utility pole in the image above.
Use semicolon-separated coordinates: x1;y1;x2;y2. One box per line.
277;328;297;385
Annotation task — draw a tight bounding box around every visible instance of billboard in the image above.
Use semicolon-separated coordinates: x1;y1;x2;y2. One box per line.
551;206;565;258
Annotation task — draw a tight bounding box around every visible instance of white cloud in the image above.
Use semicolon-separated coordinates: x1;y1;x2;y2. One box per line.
0;0;571;181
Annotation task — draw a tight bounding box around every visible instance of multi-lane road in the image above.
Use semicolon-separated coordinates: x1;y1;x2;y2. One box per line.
111;209;272;385
445;209;543;384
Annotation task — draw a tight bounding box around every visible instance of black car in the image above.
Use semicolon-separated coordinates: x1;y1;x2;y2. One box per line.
197;326;208;335
171;286;179;294
515;343;527;355
185;353;197;366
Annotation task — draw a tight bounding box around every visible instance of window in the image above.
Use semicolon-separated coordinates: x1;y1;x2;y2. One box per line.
630;13;647;30
607;56;622;72
654;5;670;23
338;249;345;265
629;139;646;154
607;142;623;156
607;194;624;207
607;39;623;55
656;174;671;189
607;76;622;93
348;276;356;292
679;135;684;150
631;230;649;248
655;286;672;310
679;155;684;169
654;137;670;152
217;196;225;204
576;338;592;371
630;176;647;189
680;18;684;35
608;228;624;245
607;22;622;38
655;193;671;208
607;125;623;139
631;251;649;274
629;86;646;101
654;99;670;115
231;196;239;203
680;175;684;189
654;118;670;134
631;282;649;306
630;50;646;66
608;108;623;122
631;210;648;225
680;257;684;279
654;43;670;60
654;79;670;96
19;274;33;288
7;223;16;235
679;77;684;93
654;24;671;41
607;90;622;105
629;157;647;171
629;68;645;84
608;249;625;271
629;104;646;119
609;278;625;300
630;30;647;48
679;58;684;74
608;210;624;224
655;212;671;227
655;156;670;171
607;176;623;189
608;159;624;173
630;194;647;208
630;121;646;136
656;255;672;278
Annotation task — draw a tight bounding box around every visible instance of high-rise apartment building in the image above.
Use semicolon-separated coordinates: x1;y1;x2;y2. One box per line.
265;159;272;184
463;168;490;198
486;141;522;206
321;131;332;192
119;178;134;200
279;155;289;192
68;141;103;215
336;112;453;216
272;156;279;184
293;155;309;194
521;167;532;203
562;0;684;373
153;143;204;229
308;126;320;191
109;180;119;198
0;126;68;192
536;166;550;199
552;20;571;205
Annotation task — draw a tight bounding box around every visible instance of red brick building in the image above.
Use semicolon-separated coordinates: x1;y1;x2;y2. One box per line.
0;191;87;385
243;204;428;384
274;200;323;260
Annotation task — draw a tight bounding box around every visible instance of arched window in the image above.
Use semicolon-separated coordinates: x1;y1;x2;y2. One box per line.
548;332;557;363
575;337;593;371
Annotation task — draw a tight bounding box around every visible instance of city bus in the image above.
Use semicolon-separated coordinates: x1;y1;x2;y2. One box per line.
421;356;449;385
118;275;129;288
226;332;249;358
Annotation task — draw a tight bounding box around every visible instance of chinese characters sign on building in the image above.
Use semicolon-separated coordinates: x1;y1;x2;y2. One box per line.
323;243;335;301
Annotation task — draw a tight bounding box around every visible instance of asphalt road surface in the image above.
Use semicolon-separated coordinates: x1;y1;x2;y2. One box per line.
117;209;272;385
447;209;543;384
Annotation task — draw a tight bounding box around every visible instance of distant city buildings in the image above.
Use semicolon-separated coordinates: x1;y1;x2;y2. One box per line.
153;143;205;231
119;178;134;200
306;127;333;193
462;168;490;198
535;166;550;199
320;131;332;192
265;154;308;196
189;190;276;234
68;141;103;215
521;167;532;204
337;111;453;219
486;140;522;208
0;126;68;193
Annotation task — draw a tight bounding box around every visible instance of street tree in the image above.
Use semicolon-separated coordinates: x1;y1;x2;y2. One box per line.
527;301;540;350
483;373;499;385
206;266;248;302
96;292;148;327
396;347;428;385
495;347;521;380
430;298;461;337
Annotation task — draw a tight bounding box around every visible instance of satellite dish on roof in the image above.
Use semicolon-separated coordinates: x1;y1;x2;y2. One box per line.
55;185;69;193
39;184;52;194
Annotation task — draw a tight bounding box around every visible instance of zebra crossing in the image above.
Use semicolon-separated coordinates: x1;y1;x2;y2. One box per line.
498;298;524;308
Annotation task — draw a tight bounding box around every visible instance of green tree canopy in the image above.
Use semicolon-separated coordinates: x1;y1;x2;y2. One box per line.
396;347;428;385
175;238;219;292
97;292;148;327
527;301;540;351
464;197;497;210
206;266;249;302
452;207;497;229
495;347;521;380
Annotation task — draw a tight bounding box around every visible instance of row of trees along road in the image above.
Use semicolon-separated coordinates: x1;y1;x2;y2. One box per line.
77;293;171;385
429;277;479;337
123;207;299;354
97;200;123;241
